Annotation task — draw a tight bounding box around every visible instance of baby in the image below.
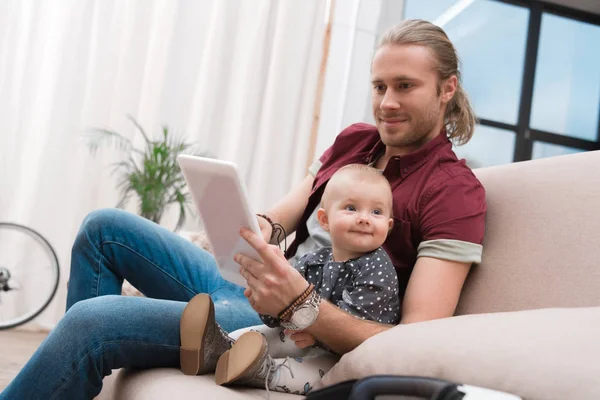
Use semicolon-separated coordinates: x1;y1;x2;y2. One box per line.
179;164;400;395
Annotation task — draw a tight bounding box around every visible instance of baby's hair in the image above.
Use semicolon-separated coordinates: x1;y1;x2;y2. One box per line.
322;163;394;217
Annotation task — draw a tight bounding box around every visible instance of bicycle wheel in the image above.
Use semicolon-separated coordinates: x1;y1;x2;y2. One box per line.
0;222;60;330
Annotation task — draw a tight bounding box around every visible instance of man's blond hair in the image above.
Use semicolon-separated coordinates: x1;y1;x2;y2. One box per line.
377;19;477;145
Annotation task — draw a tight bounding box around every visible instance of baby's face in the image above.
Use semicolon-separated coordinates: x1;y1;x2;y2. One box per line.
324;178;393;255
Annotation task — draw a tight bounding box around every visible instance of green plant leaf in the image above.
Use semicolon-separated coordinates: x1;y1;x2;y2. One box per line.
126;114;152;149
86;116;213;229
84;129;133;155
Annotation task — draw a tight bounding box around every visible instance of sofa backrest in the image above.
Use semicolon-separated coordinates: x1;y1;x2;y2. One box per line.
455;150;600;315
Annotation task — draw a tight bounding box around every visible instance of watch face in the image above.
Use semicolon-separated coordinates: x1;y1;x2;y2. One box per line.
292;306;317;327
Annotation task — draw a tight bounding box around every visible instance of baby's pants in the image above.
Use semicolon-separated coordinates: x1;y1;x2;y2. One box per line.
230;324;339;395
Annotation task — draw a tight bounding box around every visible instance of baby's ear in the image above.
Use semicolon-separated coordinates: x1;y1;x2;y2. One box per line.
387;218;394;235
316;208;330;231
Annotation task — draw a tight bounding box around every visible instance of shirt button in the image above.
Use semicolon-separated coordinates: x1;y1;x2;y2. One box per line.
402;168;408;174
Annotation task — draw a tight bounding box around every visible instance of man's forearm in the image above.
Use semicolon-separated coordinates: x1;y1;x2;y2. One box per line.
265;175;314;235
306;301;392;355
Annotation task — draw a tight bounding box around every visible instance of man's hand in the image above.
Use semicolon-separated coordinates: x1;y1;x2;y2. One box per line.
256;215;273;243
285;329;317;348
235;228;309;317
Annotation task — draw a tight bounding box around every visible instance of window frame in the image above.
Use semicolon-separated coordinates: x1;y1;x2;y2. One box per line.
478;0;600;161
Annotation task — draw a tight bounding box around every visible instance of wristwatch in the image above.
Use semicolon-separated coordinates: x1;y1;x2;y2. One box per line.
280;290;322;331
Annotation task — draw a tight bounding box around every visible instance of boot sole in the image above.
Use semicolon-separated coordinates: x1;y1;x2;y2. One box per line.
215;331;266;385
180;293;213;375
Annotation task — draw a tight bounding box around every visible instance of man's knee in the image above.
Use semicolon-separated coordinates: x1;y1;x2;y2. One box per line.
74;208;136;253
79;209;128;237
64;296;122;330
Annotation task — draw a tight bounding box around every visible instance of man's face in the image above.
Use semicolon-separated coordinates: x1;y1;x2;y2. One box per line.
371;44;447;150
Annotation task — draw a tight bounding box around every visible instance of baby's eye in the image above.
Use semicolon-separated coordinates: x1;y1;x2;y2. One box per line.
345;205;356;211
372;209;382;216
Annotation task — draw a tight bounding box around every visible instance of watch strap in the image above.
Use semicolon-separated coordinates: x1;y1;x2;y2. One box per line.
280;290;322;331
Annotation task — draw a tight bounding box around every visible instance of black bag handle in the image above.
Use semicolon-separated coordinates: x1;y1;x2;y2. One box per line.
349;375;458;400
306;375;460;400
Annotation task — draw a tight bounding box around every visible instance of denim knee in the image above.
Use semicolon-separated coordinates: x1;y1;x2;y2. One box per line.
79;208;127;239
61;296;121;337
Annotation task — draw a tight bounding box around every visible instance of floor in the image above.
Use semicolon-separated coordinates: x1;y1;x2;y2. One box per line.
0;330;47;391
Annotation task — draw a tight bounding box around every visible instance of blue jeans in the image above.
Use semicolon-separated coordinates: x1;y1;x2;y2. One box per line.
0;209;262;400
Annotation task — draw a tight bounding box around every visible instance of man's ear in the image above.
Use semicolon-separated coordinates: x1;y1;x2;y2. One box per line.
317;208;330;231
441;75;457;104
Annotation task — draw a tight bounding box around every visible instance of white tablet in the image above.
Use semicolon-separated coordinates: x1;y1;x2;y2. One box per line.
177;155;262;288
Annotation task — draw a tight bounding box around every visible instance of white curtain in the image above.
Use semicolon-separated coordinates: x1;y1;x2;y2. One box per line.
0;0;326;330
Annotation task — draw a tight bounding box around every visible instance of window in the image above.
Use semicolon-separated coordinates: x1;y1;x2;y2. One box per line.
532;142;584;160
402;0;600;166
453;125;515;168
405;0;529;126
530;13;600;141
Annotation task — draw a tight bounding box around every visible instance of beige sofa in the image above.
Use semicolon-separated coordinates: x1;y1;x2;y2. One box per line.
97;150;600;400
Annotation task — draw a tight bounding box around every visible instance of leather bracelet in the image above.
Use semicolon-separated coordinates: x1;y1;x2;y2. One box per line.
278;283;314;321
257;213;287;250
256;213;276;241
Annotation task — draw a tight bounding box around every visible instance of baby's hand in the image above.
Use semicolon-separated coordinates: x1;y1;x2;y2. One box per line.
285;329;317;348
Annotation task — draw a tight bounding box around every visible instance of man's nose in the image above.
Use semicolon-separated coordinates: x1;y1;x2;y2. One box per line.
380;91;400;111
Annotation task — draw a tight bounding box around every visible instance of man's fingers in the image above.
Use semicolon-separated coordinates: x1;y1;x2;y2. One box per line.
240;228;286;267
240;228;270;251
240;264;260;289
235;253;262;279
237;256;262;297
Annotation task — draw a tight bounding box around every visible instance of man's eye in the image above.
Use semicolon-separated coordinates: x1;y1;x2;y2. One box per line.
373;85;386;92
372;209;382;215
345;205;356;211
398;83;412;90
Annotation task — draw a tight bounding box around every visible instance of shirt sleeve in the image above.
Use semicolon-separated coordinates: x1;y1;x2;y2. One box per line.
308;159;322;177
418;174;486;264
335;252;400;324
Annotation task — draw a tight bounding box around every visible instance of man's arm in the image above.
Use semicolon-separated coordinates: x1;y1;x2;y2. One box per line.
401;257;471;324
305;301;392;354
262;174;314;236
237;228;473;355
305;257;471;354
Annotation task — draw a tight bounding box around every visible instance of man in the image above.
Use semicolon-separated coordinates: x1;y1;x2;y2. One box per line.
0;19;485;399
237;19;485;355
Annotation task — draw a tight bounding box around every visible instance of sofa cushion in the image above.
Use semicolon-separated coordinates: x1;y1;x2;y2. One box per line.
319;306;600;400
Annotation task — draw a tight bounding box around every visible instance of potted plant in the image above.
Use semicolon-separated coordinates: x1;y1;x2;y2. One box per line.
85;115;207;230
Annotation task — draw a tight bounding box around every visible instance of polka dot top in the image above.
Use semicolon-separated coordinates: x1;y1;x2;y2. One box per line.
260;247;400;327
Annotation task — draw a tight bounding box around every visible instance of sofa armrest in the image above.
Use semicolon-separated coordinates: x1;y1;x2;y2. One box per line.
319;307;600;400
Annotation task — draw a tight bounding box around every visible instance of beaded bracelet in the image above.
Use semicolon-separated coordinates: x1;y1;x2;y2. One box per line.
278;283;315;321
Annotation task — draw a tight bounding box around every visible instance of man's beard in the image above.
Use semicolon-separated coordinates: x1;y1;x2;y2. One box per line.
379;102;441;148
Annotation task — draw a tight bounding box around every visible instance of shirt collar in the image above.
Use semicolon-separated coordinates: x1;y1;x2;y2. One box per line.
303;247;333;266
367;129;450;178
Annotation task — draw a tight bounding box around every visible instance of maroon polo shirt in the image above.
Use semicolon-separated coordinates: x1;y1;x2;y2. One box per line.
285;123;487;303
